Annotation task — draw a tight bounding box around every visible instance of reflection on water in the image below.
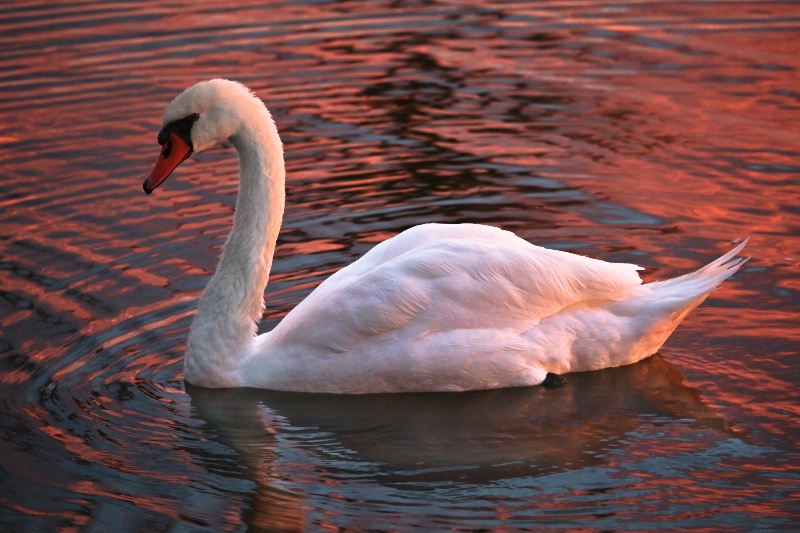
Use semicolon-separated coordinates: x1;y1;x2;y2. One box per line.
189;356;730;477
0;0;798;530
185;356;764;529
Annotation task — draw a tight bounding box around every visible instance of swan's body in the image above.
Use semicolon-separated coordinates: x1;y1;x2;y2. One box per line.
144;79;747;394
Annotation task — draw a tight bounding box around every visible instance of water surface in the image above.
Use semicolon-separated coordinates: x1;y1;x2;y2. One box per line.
1;1;798;530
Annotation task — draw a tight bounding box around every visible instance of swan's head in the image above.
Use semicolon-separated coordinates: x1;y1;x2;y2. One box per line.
143;79;265;194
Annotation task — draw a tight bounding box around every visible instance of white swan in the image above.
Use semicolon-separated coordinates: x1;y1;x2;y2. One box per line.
143;79;747;393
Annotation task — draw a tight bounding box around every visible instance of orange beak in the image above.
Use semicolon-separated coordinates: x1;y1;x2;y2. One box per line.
143;132;193;194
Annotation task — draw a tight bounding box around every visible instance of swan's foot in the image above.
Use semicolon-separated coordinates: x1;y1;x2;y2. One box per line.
542;372;566;389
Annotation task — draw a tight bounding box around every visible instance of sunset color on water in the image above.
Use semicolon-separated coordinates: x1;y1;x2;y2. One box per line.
1;1;798;530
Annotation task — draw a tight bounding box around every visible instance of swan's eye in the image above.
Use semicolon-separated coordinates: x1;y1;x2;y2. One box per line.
157;113;200;147
162;138;173;158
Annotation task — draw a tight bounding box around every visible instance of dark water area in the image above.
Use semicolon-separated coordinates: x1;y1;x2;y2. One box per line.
1;0;798;530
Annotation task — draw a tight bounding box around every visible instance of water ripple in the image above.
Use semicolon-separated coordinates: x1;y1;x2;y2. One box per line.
0;0;798;530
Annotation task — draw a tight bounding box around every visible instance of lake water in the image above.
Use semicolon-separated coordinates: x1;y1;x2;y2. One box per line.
1;1;798;530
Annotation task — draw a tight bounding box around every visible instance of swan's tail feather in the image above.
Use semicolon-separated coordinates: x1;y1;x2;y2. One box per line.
651;238;749;294
615;239;749;366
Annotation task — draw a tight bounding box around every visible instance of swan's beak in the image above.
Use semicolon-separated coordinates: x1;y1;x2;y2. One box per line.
143;132;193;194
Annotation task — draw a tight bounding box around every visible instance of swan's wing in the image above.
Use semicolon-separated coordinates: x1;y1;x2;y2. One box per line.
268;224;643;354
326;223;536;279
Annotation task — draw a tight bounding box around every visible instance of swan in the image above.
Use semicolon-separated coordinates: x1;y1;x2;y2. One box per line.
143;79;747;394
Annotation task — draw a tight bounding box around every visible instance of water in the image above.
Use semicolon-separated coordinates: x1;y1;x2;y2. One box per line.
1;0;798;530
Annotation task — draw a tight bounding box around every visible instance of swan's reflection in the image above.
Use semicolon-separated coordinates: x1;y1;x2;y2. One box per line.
186;355;735;529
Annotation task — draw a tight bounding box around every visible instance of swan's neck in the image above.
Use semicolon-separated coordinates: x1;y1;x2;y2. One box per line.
185;109;285;386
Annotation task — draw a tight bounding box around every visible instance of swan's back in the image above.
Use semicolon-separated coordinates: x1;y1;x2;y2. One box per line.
272;223;644;338
307;223;643;300
245;224;662;392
